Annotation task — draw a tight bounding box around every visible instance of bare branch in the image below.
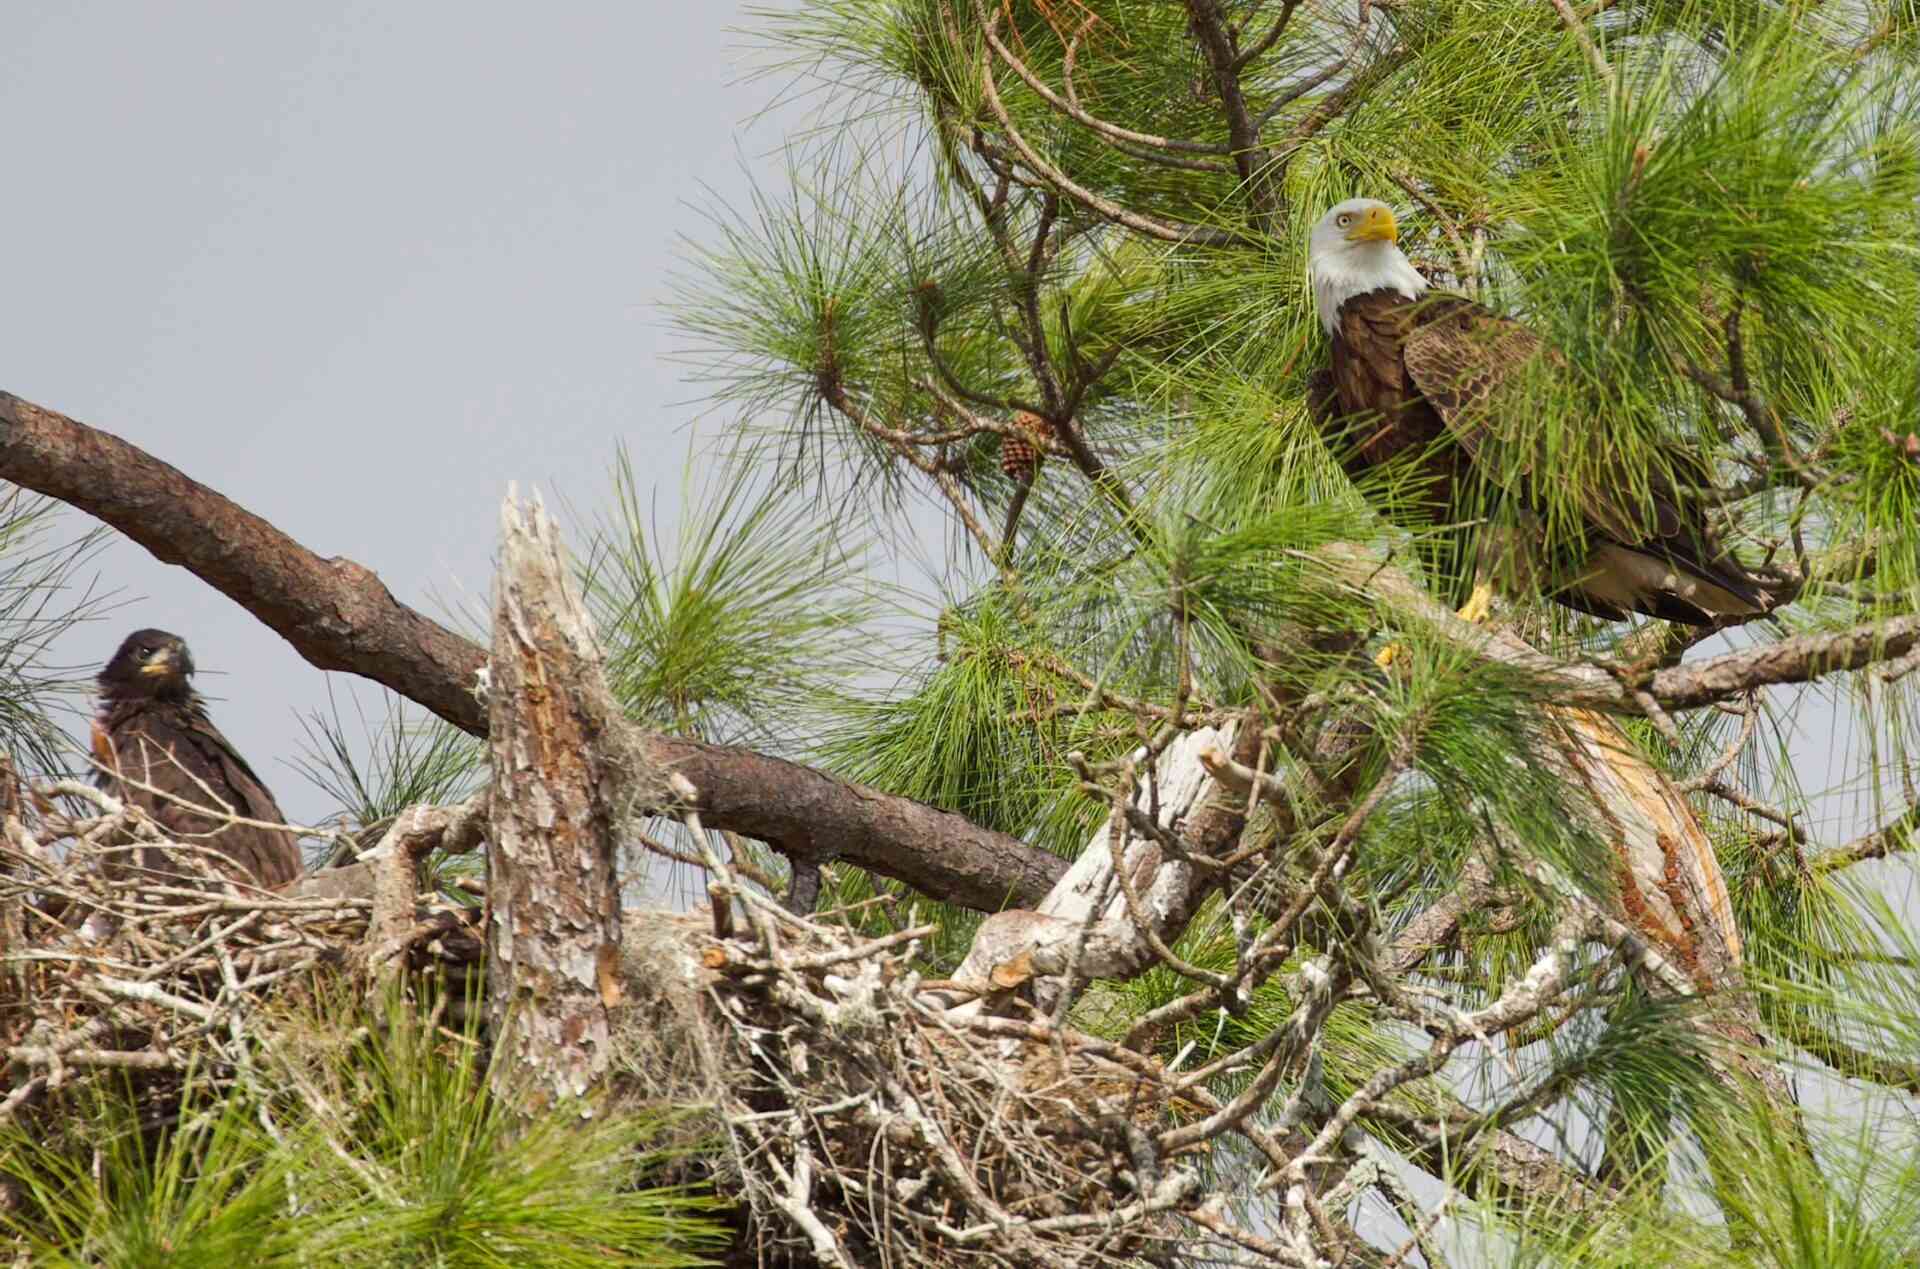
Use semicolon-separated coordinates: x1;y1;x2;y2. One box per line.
1814;802;1919;873
1682;301;1816;483
1251;17;1364;136
1234;0;1306;71
1548;0;1615;92
1269;13;1405;155
0;390;487;733
1384;857;1496;974
1775;1011;1920;1094
1643;614;1920;710
1678;697;1759;793
818;376;1003;561
1317;544;1920;713
979;18;1230;160
1386;169;1478;294
1182;0;1284;229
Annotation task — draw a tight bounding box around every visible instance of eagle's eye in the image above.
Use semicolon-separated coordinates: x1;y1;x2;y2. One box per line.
1336;213;1352;227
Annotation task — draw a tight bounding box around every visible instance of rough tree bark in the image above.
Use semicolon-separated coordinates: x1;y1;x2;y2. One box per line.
8;379;1860;1246
0;390;1064;912
0;392;488;731
0;386;1851;1140
484;491;642;1107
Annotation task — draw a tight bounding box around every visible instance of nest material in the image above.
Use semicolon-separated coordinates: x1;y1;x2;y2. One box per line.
612;901;1203;1268
6;791;1208;1267
0;799;482;1139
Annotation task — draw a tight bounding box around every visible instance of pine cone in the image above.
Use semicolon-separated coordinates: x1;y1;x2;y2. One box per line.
912;278;945;334
999;411;1045;482
999;431;1038;481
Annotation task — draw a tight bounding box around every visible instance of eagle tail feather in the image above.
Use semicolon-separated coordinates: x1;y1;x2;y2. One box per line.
1580;538;1778;628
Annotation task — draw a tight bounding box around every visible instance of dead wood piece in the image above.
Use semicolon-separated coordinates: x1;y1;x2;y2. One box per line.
363;797;487;978
483;491;636;1108
951;723;1248;1004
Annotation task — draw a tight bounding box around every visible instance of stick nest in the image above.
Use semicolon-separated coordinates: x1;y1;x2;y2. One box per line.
5;788;1208;1267
612;897;1206;1268
0;795;482;1141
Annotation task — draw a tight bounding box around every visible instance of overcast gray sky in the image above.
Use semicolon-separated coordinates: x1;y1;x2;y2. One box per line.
5;1;810;825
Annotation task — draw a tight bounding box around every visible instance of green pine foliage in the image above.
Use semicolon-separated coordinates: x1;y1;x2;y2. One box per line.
645;0;1920;1257
578;445;881;748
0;997;725;1267
291;683;487;879
293;685;484;826
0;487;110;776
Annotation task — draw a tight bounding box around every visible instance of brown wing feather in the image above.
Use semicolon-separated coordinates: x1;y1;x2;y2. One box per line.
1325;292;1470;521
1329;292;1451;468
1393;300;1645;530
1325;291;1772;624
1397;300;1544;446
1400;301;1717;547
99;702;302;888
1314;291;1483;605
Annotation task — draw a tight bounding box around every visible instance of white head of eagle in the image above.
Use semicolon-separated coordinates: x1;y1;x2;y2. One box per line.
1307;198;1429;337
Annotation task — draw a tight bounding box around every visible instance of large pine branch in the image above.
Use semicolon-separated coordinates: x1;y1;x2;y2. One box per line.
0;390;1066;911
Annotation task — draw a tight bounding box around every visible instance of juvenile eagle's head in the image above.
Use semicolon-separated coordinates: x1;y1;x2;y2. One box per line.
99;629;197;704
1307;198;1428;336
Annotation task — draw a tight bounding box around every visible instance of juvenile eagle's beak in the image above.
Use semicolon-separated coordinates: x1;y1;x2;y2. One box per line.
139;647;184;678
1345;205;1398;243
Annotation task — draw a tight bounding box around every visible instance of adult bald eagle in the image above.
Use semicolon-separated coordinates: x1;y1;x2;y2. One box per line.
1306;197;1775;626
92;629;302;889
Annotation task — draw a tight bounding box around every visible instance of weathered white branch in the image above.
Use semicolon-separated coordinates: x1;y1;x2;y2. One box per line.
951;724;1238;999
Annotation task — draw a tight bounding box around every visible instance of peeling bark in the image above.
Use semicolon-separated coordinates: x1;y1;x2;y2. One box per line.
948;559;1780;1178
485;491;639;1108
1551;707;1741;985
1316;546;1749;988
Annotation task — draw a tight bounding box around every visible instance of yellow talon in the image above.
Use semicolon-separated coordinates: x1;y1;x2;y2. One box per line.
1456;582;1496;626
1379;584;1495;671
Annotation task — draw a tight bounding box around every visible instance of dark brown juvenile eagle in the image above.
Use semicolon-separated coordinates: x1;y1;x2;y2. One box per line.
92;629;302;889
1306;197;1774;626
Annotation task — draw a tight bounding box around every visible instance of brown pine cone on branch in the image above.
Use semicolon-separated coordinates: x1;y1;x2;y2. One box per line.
1000;412;1045;482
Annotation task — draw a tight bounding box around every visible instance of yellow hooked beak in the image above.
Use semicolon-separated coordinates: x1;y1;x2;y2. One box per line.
139;647;182;677
1345;205;1398;244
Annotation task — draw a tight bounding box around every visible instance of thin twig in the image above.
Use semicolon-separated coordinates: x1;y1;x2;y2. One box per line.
1549;0;1615;91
